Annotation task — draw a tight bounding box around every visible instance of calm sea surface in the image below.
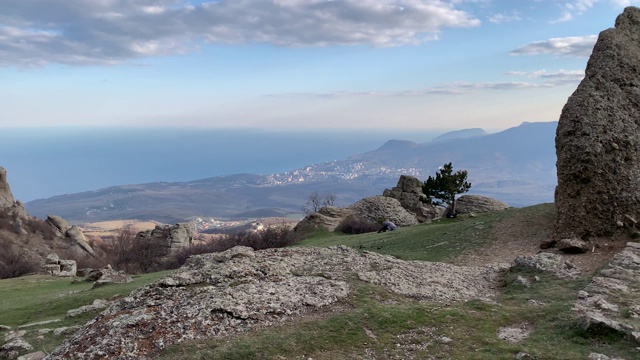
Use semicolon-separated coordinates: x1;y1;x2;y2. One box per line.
1;127;442;202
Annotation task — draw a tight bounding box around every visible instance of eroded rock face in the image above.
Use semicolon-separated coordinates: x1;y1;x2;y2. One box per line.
555;6;640;239
575;242;640;343
46;215;96;257
0;167;15;208
136;222;194;253
48;246;505;359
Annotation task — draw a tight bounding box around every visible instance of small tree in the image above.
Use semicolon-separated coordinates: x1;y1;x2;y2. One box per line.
422;162;471;217
302;191;338;214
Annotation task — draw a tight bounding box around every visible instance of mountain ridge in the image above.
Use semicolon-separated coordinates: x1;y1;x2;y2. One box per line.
25;121;558;223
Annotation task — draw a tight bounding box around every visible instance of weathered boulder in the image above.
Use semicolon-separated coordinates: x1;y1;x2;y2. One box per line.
85;265;134;289
48;245;505;359
348;196;419;227
455;195;509;215
41;254;77;277
46;215;96;257
45;215;71;236
555;6;640;239
383;175;439;222
136;223;194;253
295;196;418;233
295;206;356;232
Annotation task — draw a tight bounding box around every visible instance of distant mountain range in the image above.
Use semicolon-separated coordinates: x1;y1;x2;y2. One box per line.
25;121;558;224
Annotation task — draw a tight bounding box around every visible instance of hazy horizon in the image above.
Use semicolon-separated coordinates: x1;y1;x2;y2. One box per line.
2;126;466;202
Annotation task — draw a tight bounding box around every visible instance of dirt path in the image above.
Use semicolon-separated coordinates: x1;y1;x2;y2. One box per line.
453;207;625;275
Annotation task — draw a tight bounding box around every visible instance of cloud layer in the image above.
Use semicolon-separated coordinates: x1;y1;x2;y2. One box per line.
0;0;481;67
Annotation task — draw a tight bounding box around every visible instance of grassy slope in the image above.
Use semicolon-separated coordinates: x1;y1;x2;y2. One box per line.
1;204;636;359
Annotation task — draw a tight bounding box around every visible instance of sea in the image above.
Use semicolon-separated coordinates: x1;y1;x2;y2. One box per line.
1;127;444;202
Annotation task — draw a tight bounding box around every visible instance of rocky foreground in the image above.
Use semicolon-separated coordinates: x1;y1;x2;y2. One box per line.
47;246;506;359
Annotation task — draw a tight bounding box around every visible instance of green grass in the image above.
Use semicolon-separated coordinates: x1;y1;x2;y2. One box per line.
296;205;551;262
0;270;172;358
2;204;635;359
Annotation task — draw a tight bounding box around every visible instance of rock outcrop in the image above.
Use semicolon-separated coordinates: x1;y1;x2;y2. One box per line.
574;242;640;343
41;253;77;277
296;196;418;233
455;195;509;215
48;245;506;359
46;215;96;257
555;6;640;239
383;175;440;222
349;196;419;226
0;167;16;209
0;167;27;221
135;222;194;253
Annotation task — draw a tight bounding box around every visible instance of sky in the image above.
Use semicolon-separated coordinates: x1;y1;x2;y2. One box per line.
1;0;638;131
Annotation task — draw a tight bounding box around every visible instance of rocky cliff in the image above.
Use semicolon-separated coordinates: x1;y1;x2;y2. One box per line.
555;6;640;239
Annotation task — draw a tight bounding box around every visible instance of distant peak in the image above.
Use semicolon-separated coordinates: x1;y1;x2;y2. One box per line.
431;128;487;143
377;139;417;151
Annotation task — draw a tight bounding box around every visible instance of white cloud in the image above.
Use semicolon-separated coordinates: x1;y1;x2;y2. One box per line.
488;12;522;24
510;35;597;57
506;69;584;85
0;0;480;67
552;0;637;22
267;76;578;99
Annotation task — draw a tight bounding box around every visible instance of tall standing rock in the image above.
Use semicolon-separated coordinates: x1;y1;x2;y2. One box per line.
0;167;16;208
555;7;640;239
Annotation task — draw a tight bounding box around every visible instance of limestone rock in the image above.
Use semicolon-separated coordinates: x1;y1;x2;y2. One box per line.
45;215;71;236
88;265;134;289
136;223;194;253
40;254;77;277
455;195;509;215
48;245;505;359
0;167;16;209
555;6;640;239
575;242;640;343
513;252;581;279
383;175;438;222
46;215;95;257
296;196;418;233
348;196;418;227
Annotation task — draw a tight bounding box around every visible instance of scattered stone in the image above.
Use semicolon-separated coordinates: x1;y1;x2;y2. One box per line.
90;266;134;289
516;352;533;359
513;252;581;279
17;351;46;360
66;299;109;318
0;325;10;331
1;330;33;358
515;275;531;287
497;323;532;344
53;326;81;337
527;299;545;306
17;319;61;329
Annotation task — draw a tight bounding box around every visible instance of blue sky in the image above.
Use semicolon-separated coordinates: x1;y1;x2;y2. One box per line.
1;0;637;131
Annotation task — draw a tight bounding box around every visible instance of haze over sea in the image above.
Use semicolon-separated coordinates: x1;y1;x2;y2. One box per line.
2;127;446;203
